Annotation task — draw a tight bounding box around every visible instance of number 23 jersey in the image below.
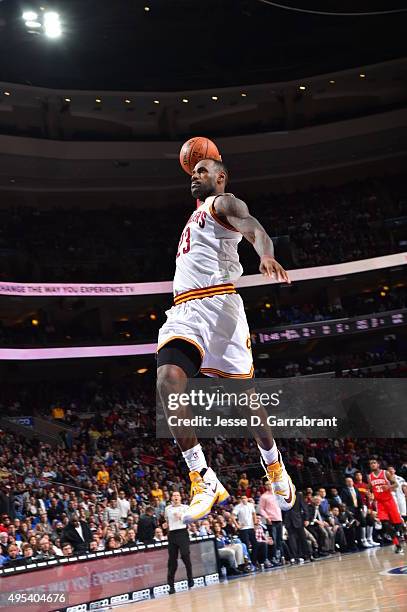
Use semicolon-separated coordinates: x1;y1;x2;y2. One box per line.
173;195;243;295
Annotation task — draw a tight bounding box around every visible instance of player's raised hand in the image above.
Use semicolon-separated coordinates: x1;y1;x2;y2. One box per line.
260;255;291;284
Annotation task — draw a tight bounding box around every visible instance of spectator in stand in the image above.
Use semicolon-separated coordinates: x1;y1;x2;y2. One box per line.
341;478;369;547
330;508;349;552
103;499;121;526
116;489;131;522
253;516;272;568
317;488;330;520
233;496;257;567
137;507;156;544
153;527;167;542
61;514;92;554
258;482;284;564
353;472;369;505
36;537;57;560
126;528;138;547
238;473;249;492
283;492;312;563
0;531;8;554
2;543;21;568
61;542;74;557
336;503;358;551
151;482;164;503
305;496;334;556
47;498;64;523
96;465;110;486
18;543;36;565
214;521;249;575
328;488;343;509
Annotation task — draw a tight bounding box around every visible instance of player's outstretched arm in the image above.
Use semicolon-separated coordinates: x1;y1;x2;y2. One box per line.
214;193;291;283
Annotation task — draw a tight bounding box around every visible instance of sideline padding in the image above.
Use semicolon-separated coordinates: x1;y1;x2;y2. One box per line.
0;253;405;297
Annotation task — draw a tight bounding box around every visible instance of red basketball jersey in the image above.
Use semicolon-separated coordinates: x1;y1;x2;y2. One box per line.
369;469;392;502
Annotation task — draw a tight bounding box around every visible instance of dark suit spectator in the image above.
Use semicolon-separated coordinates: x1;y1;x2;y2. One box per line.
305;496;335;555
284;492;312;561
336;504;358;551
47;498;64;523
328;488;343;509
341;478;369;547
0;488;16;519
341;478;363;513
137;507;156;544
330;507;348;551
61;514;92;554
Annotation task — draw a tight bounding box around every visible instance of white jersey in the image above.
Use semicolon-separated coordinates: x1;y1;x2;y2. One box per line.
173;195;243;295
392;474;407;516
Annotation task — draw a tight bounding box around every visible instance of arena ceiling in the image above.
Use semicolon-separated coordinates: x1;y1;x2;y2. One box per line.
0;1;406;91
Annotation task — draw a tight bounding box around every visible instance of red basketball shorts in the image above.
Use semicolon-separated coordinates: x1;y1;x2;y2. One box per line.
377;497;403;524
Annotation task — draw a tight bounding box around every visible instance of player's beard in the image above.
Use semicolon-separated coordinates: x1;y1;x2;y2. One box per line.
191;182;216;201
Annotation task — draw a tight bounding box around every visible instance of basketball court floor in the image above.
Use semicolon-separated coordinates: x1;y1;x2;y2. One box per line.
117;547;406;612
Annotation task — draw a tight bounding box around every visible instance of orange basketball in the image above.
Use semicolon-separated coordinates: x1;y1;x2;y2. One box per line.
179;136;222;175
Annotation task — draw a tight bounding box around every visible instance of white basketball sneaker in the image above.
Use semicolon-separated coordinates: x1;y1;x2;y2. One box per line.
183;467;229;523
261;450;296;511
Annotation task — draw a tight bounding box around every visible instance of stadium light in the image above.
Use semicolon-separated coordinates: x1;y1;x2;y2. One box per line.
22;11;38;21
22;9;62;37
44;11;61;38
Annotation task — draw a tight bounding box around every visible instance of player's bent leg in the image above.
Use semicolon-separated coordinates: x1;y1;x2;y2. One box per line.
235;382;296;511
157;339;229;521
157;339;202;450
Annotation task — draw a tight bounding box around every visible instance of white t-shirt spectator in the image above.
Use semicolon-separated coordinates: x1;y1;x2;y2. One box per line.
117;497;130;519
104;506;121;524
233;502;255;529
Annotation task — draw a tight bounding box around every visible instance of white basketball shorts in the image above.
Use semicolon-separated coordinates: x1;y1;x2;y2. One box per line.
157;284;253;378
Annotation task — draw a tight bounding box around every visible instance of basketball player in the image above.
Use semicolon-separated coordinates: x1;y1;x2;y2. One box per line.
157;158;296;523
368;458;404;553
387;466;407;522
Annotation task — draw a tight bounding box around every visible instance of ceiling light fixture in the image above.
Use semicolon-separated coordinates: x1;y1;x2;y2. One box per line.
44;11;61;38
25;20;42;28
182;98;189;103
22;11;38;21
211;96;218;100
153;100;160;104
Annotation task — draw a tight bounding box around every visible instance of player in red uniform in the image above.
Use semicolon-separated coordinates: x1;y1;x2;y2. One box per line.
368;458;404;554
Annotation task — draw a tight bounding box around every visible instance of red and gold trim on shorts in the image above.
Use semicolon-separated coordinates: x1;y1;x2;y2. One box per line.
156;335;205;359
174;283;236;306
209;202;239;232
200;364;254;379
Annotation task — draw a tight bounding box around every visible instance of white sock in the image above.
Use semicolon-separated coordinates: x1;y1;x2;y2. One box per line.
258;442;279;465
182;443;208;473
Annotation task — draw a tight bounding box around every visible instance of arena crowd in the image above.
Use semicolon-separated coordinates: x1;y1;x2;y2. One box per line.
0;175;405;283
0;408;405;574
